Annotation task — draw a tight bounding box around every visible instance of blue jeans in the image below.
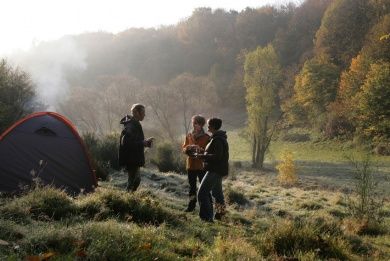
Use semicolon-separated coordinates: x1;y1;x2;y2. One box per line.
197;171;225;221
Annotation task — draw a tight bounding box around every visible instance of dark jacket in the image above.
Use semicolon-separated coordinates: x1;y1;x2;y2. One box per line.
119;115;145;168
203;130;229;176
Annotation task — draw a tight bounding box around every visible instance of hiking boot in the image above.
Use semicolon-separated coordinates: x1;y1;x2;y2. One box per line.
214;212;225;220
214;203;226;220
184;199;196;212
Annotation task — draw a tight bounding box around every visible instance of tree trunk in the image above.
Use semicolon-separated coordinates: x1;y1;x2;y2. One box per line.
252;134;257;167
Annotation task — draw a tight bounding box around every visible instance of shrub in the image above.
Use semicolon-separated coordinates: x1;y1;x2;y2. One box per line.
151;142;185;173
345;153;384;222
225;186;249;206
82;132;120;180
276;151;298;185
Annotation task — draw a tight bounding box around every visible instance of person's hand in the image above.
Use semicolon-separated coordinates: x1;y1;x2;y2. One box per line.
144;137;154;148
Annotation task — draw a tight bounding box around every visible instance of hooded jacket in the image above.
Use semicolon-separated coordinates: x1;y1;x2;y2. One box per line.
119;115;145;167
203;130;229;176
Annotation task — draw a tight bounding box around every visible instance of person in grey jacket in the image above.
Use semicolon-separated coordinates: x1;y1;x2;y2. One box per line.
197;117;229;222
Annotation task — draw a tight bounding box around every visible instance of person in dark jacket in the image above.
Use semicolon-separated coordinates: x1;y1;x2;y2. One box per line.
182;115;210;212
197;117;229;222
119;103;154;192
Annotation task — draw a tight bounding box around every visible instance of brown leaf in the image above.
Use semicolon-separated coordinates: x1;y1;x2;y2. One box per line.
140;242;152;250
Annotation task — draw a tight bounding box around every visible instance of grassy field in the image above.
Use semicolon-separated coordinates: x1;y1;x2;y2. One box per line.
1;130;389;260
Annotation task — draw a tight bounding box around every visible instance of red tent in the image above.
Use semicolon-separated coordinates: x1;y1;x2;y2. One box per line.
0;112;97;195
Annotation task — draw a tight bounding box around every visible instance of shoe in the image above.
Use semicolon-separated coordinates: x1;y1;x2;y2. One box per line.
184;200;196;212
214;212;225;220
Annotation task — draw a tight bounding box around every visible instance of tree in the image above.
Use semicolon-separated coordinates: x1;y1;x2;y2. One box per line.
169;73;217;135
357;62;390;139
273;0;331;66
314;0;371;68
293;57;339;128
0;59;41;132
244;45;282;168
144;85;178;143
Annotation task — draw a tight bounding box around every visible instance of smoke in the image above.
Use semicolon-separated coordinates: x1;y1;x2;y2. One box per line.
8;36;87;111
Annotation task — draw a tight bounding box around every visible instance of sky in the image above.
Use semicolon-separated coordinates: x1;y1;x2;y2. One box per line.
0;0;299;56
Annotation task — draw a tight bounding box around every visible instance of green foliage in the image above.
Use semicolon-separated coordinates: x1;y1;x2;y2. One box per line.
0;59;41;133
314;0;371;68
293;56;339;128
82;132;120;180
225;186;249;206
345;153;384;223
244;44;282;168
150;142;185;173
274;0;331;66
357;62;390;139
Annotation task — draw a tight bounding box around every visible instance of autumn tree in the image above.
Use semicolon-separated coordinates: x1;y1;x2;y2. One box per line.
356;62;390;139
293;57;339;128
314;0;371;69
244;45;282;168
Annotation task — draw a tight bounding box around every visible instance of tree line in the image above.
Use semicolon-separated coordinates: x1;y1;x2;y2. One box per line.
1;0;389;166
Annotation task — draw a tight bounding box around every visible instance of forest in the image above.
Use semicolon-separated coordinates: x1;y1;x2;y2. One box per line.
0;0;390;259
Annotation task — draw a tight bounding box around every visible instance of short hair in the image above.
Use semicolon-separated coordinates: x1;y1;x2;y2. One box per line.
192;115;206;126
208;118;222;130
131;103;145;114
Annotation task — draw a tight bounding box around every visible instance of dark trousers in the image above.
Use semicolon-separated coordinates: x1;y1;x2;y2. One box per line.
188;170;206;200
126;166;140;192
197;171;225;222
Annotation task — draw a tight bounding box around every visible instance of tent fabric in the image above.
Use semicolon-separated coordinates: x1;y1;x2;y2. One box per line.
0;112;97;195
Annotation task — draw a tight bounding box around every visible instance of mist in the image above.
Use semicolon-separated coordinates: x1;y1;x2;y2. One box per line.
8;36;87;110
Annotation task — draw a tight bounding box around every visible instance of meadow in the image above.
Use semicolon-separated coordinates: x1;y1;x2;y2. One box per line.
1;129;389;260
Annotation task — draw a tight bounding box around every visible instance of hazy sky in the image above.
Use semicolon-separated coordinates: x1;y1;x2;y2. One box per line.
0;0;299;56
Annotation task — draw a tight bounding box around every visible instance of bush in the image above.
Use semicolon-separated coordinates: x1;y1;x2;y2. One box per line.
0;59;42;133
324;113;355;138
151;142;185;173
225;186;249;206
276;151;298;185
345;153;384;222
82;132;120;180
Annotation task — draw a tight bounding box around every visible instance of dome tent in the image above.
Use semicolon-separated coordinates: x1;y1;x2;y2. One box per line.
0;112;97;195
